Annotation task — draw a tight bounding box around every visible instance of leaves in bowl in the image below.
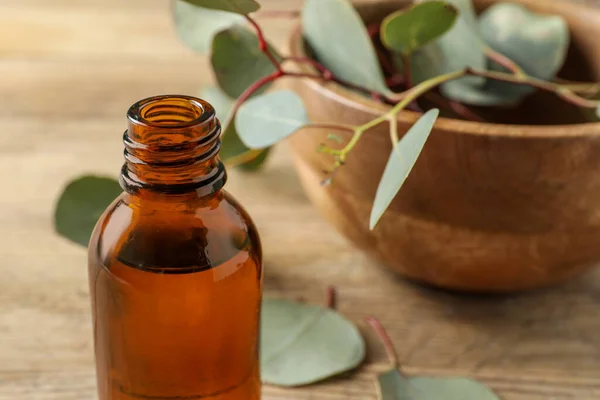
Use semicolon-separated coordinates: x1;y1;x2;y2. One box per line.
302;0;390;94
381;1;458;56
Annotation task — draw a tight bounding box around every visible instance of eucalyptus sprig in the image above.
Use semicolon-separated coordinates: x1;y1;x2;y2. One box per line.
175;0;600;229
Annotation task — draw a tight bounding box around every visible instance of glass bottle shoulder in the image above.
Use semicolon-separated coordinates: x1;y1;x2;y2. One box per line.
88;191;261;274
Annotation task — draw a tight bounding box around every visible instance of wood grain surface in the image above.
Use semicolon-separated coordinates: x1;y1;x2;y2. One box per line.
1;1;600;399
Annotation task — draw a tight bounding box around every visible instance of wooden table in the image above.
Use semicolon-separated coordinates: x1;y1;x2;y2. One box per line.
2;0;600;399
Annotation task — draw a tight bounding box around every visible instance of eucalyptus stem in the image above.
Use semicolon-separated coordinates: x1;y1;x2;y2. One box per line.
388;114;399;144
468;68;600;108
553;78;600;95
325;286;336;309
401;53;412;89
365;317;399;368
484;46;525;76
239;13;600;177
245;15;280;70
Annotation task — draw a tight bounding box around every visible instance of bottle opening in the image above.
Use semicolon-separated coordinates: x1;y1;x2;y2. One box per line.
122;94;226;196
128;95;214;129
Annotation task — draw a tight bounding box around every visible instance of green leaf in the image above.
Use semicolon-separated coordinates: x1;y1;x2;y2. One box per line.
260;298;365;387
378;369;412;399
438;2;569;106
200;86;235;120
235;90;310;149
478;3;569;102
440;80;524;106
480;3;569;81
378;369;501;399
302;0;390;94
180;0;260;15
200;86;270;170
370;109;439;230
381;1;458;55
596;105;600;120
211;26;281;99
54;176;122;247
409;377;500;399
410;0;486;86
172;0;243;54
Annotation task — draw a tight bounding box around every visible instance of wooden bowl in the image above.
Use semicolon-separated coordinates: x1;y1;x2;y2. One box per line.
285;0;600;292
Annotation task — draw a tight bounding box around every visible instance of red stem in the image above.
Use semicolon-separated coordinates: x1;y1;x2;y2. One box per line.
228;71;283;122
286;68;390;102
448;100;484;122
285;56;330;76
425;92;484;122
365;316;399;368
256;10;300;19
386;75;404;87
401;54;412;89
326;286;336;309
245;15;281;71
367;22;380;39
485;47;522;75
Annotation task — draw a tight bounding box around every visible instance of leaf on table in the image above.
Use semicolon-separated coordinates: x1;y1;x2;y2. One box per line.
380;1;458;56
54;176;122;247
261;297;366;387
235;90;310;149
172;0;244;54
211;26;281;99
302;0;390;95
378;369;411;399
410;0;485;86
377;368;501;400
370;109;439;230
180;0;260;15
200;86;270;170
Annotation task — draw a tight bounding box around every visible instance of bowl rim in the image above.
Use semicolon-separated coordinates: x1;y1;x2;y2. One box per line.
288;11;600;139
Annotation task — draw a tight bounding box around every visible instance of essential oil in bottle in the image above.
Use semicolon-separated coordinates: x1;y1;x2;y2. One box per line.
87;95;263;400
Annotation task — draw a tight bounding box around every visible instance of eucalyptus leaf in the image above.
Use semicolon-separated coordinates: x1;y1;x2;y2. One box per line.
440;80;525;106
235;90;310;149
378;369;411;399
381;1;458;56
200;86;270;170
411;0;486;86
54;176;122;247
409;377;500;399
370;109;439;230
478;3;569;102
200;86;234;119
260;298;365;386
211;26;281;98
378;369;501;399
480;3;569;81
172;0;243;54
302;0;390;94
180;0;260;15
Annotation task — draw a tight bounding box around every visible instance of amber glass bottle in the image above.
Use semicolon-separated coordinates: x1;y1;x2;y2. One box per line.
87;95;262;400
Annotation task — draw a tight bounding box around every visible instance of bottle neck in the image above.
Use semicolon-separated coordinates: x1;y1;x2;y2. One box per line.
120;95;227;199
